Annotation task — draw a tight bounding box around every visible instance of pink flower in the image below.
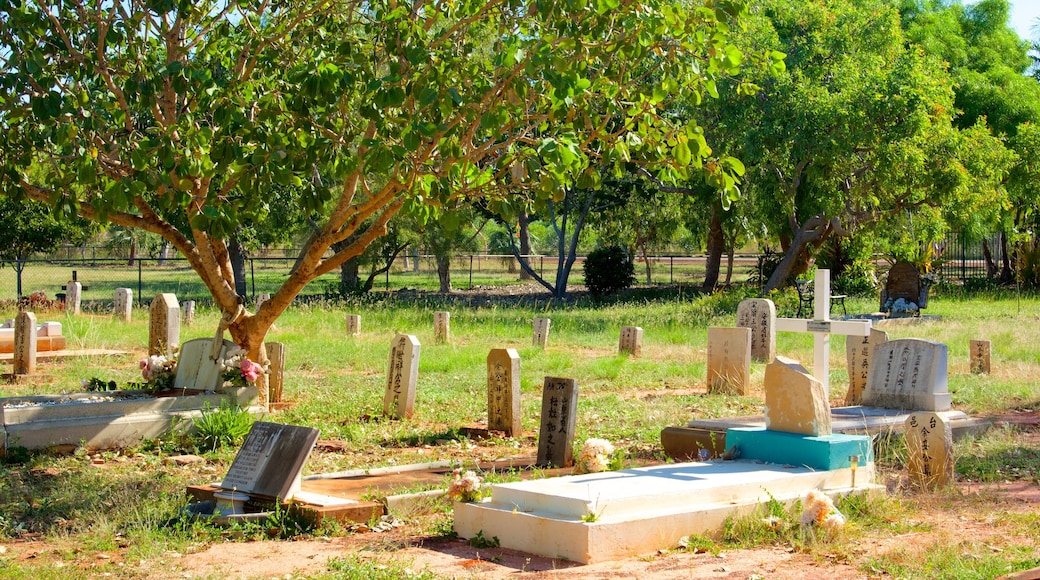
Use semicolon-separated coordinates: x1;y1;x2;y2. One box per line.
239;358;262;383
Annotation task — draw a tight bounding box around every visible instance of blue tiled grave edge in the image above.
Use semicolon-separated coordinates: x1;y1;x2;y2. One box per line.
726;427;873;471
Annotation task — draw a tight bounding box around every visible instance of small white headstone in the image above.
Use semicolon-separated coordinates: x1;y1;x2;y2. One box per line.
383;334;421;419
182;300;196;326
706;327;751;395
487;348;521;437
220;421;320;501
346;314;361;337
537;376;578;467
13;311;38;375
533;317;551;348
844;328;889;406
905;412;954;489
113;288;133;322
862;339;951;411
65;281;82;316
148;293;180;357
736;299;776;362
618;326;643;356
434;311;451;344
970;339;991;375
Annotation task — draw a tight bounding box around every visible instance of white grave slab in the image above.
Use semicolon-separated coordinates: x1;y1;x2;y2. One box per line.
66;281;82;316
148;293;180;357
346;314;361;337
182;300;196;326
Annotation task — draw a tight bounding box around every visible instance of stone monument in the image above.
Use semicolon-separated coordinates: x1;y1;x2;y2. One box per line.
844;328;889;406
487;348;521;437
383;334;421;419
536;376;578;467
706;327;751;395
861;339;951;411
618;326;643;356
736;298;776;362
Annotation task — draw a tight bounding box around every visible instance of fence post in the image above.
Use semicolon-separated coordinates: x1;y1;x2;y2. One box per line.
250;258;256;300
15;258;22;299
961;233;966;281
670;256;674;284
469;255;474;289
137;260;143;298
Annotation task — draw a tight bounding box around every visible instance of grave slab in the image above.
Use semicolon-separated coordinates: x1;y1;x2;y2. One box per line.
533;317;551;348
845;328;889;406
454;459;879;563
487;348;521;437
725;428;872;470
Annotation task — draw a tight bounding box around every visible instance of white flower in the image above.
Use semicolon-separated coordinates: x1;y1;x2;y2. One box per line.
575;438;615;474
448;469;482;502
800;490;844;531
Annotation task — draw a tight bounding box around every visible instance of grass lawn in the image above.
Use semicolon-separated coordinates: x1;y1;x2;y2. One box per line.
0;283;1038;579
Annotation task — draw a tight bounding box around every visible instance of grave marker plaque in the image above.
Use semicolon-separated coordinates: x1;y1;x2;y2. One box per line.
346;314;361;337
434;311;451;344
736;299;776;362
182;300;196;326
220;421;320;500
904;412;954;489
148;293;180;357
532;317;551;348
844;328;890;406
113;288;133;322
383;334;421;419
861;339;951;411
970;339;991;375
536;377;578;468
618;326;643;356
66;281;82;316
13;311;37;375
706;327;751;395
487;348;521;436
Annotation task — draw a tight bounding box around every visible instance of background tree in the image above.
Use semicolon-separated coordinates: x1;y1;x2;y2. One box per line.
0;197;92;297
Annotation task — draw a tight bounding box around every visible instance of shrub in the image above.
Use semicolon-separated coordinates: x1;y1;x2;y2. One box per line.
583;245;635;297
191;400;256;452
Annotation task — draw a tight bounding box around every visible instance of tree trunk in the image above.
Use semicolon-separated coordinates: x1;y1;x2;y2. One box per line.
518;211;532;280
763;214;835;293
340;256;361;294
1000;232;1015;284
229;236;248;298
725;245;735;285
703;203;724;291
127;236;137;267
982;239;998;278
436;253;452;292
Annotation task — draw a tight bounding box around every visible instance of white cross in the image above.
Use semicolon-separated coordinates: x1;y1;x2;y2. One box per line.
775;269;872;399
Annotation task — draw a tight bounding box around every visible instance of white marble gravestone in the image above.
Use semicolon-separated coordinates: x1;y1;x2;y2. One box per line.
844;328;889;406
113;288;133;322
148;293;180;357
861;339;951;411
65;281;82;316
219;421;320;500
434;311;450;344
532;317;551;348
13;311;37;375
904;411;954;488
618;326;643;356
487;348;521;436
706;327;751;395
383;334;421;419
736;298;776;362
970;339;991;375
346;314;361;337
536;376;578;467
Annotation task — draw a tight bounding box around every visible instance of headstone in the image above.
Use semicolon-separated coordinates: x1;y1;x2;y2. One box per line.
763;356;831;436
173;338;237;391
220;421;320;500
434;311;450;344
113;288;133;322
861;339;951;411
706;327;751;395
904;412;954;489
266;342;286;403
256;293;271;310
346;314;361;337
970;339;991;375
736;298;776;362
182;300;196;326
618;326;643;356
65;281;82;316
844;328;890;406
775;270;872;397
383;334;421;419
536;377;578;467
148;293;180;357
487;348;521;437
532;317;551;348
13;311;38;375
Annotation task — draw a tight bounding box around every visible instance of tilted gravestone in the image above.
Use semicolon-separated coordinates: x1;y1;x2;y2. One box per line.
861;339;951;411
113;288;133;322
763;356;831;436
383;334;421;419
148;293;181;357
434;311;450;344
844;328;889;406
220;421;320;501
487;348;521;437
618;326;643;356
970;339;991;375
736;298;776;362
536;376;578;468
904;412;954;489
346;314;361;337
706;327;751;396
532;317;551;348
13;310;38;375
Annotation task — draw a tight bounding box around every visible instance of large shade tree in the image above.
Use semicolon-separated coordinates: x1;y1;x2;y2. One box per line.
1;0;757;370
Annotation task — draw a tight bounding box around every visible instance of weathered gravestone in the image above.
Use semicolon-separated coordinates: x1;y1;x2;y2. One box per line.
844;328;890;406
861;339;951;411
113;288;133;322
266;342;286;403
618;326;643;356
706;327;751;395
881;261;930;317
536;377;578;467
182;300;195;326
487;348;521;437
346;314;361;337
148;293;181;357
13;310;37;375
434;311;450;344
763;356;831;436
219;421;320;500
904;411;954;489
383;334;421;419
532;317;551;348
970;339;991;375
736;298;776;362
65;281;82;316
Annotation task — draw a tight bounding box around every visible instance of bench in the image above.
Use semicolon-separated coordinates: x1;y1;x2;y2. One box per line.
795;280;847;318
